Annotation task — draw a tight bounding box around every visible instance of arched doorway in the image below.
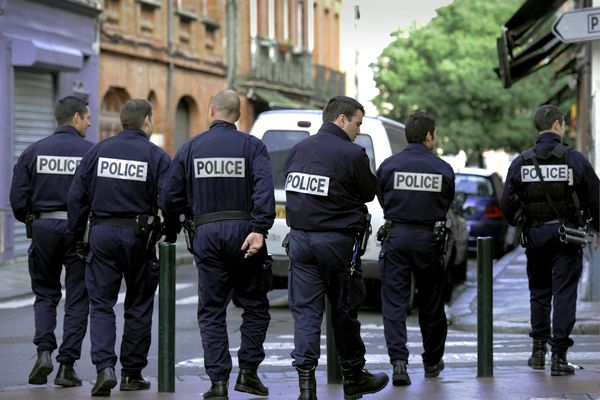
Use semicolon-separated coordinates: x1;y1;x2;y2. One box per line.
99;87;130;141
174;97;191;150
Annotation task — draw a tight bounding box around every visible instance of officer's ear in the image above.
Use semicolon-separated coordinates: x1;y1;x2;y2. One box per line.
334;113;346;128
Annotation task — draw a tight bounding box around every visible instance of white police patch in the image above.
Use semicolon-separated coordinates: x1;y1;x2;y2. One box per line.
36;155;82;175
194;157;245;178
521;165;571;184
393;172;442;192
285;172;330;196
97;157;148;182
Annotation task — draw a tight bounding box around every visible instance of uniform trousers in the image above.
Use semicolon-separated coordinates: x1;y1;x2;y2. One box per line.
525;224;583;352
29;219;88;363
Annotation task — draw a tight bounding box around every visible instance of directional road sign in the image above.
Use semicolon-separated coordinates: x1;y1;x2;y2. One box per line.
553;7;600;43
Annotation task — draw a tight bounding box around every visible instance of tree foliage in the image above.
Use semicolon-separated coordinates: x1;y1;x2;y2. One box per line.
371;0;567;161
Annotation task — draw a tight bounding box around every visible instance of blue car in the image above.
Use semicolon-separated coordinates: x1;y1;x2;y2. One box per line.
455;167;515;258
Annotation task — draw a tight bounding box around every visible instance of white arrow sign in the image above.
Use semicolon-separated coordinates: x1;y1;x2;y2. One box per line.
553;7;600;43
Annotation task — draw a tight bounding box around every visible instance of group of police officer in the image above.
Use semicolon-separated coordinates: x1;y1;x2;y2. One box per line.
9;90;599;399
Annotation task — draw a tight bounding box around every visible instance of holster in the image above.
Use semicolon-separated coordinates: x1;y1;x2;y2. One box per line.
135;214;162;250
25;213;35;239
376;219;392;243
356;213;372;256
179;214;195;253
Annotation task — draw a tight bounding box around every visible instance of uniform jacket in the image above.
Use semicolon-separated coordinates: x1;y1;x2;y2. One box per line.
284;121;377;233
159;120;275;235
10;126;93;223
67;129;175;238
376;143;455;224
501;132;600;232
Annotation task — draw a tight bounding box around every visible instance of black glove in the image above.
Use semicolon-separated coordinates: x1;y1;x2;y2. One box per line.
75;241;89;261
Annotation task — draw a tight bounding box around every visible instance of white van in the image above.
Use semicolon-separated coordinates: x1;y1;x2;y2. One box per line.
250;109;468;304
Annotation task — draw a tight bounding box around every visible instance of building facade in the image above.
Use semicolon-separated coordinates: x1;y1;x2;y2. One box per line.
0;0;100;262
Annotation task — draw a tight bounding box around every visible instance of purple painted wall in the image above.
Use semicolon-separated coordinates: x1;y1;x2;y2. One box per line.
0;0;100;262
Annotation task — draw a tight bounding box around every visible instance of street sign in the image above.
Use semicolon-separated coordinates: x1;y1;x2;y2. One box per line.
553;7;600;43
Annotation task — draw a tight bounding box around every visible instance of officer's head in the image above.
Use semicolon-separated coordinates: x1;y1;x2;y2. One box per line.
209;90;241;124
534;105;565;136
323;96;365;142
121;99;154;136
405;111;436;149
55;96;91;138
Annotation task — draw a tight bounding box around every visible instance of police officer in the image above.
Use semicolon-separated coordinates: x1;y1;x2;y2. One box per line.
10;96;92;387
160;90;275;400
500;104;599;376
284;96;388;400
376;111;454;386
68;99;176;396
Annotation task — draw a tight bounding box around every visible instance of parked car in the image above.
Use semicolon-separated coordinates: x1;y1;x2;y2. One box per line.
250;109;468;307
455;167;515;258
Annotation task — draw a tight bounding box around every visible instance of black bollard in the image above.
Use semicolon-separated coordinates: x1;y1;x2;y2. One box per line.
325;299;342;383
477;237;493;377
159;242;176;392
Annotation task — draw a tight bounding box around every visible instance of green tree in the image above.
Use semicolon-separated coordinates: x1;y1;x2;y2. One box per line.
371;0;565;163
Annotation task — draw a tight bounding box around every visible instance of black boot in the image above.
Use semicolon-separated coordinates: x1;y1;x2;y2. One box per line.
235;369;268;396
28;348;53;385
91;367;117;396
342;369;389;400
296;367;317;400
551;351;575;376
203;380;228;400
527;339;547;370
54;363;82;387
120;372;151;391
424;359;445;378
392;360;411;386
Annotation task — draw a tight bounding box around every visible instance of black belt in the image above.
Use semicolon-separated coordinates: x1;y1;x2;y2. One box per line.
194;211;251;227
94;216;137;228
392;221;434;232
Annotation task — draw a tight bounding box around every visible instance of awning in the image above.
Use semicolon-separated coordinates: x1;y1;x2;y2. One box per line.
250;88;304;109
541;82;576;106
495;0;574;88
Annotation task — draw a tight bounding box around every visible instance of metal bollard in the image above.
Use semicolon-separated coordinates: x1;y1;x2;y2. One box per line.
325;299;342;383
477;237;493;377
158;242;176;392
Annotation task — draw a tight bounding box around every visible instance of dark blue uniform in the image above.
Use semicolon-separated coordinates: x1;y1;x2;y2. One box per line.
160;120;275;382
376;143;455;367
68;129;173;375
10;125;92;365
501;132;599;353
284;121;376;371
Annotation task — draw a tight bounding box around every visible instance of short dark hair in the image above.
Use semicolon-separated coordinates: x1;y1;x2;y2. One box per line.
405;111;436;143
323;96;365;122
534;104;564;131
54;96;88;126
120;99;153;130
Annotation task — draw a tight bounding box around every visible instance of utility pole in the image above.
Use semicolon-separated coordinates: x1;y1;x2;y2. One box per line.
226;0;236;89
354;4;360;99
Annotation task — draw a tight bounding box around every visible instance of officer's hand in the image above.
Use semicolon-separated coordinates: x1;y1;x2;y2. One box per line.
241;232;264;258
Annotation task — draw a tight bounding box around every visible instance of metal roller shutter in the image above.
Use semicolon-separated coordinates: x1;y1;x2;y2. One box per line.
12;70;55;257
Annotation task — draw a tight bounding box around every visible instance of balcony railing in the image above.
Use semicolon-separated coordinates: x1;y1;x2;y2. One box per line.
313;64;346;103
249;37;313;91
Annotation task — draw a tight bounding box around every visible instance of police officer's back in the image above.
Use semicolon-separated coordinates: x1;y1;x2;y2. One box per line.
10;96;92;387
284;96;388;400
68;98;175;396
501;104;599;376
160;90;275;400
376;111;454;385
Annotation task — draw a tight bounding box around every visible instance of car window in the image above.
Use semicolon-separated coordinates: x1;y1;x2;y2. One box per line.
455;174;494;196
382;122;407;154
354;134;376;174
262;130;310;189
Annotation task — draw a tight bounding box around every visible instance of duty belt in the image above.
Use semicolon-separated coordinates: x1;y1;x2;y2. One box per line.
37;211;68;220
94;216;137;228
393;221;434;232
194;210;251;227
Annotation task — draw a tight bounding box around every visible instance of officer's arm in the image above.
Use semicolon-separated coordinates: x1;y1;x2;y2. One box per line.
577;154;600;233
355;148;377;202
375;163;387;209
67;152;92;238
249;141;276;234
500;158;523;226
9;153;31;223
156;152;181;242
159;148;189;218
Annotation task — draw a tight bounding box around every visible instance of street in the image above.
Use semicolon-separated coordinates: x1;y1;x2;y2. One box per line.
0;259;598;391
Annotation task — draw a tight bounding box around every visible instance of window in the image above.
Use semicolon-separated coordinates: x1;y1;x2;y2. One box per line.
383;122;407;154
99;87;130;141
262;130;309;188
455;175;494;197
354;134;376;174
